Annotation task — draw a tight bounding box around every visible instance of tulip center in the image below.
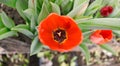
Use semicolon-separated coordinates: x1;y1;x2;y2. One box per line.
53;28;67;43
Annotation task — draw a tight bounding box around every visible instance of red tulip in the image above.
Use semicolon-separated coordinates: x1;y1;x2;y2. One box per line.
100;6;113;17
90;30;113;45
38;13;83;52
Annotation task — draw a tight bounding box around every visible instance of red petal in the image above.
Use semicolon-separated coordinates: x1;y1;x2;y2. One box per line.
38;13;83;52
90;30;113;45
58;16;83;50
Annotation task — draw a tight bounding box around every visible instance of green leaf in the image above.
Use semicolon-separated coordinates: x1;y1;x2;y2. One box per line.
0;31;18;40
16;0;28;22
0;16;4;29
0;11;15;29
113;30;120;37
11;27;34;39
61;0;73;15
30;16;36;32
50;2;61;15
28;0;35;9
75;16;92;22
67;0;88;17
73;0;88;9
83;30;92;41
80;43;90;64
78;18;120;30
34;0;44;15
55;0;63;5
84;0;103;16
37;1;50;24
23;8;35;20
61;0;69;8
30;36;43;56
0;27;9;35
0;0;17;8
14;24;29;29
100;44;117;56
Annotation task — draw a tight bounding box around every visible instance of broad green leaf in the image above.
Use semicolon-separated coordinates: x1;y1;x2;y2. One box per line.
37;1;50;24
67;1;88;17
30;36;43;56
0;11;15;29
84;0;103;16
50;2;61;15
16;0;28;23
0;0;17;8
0;31;18;40
34;0;44;15
55;0;63;5
0;16;4;29
11;27;34;39
113;30;120;36
30;16;36;32
83;30;92;41
28;0;35;9
61;0;73;15
100;44;117;56
14;24;29;29
61;0;69;8
78;18;120;30
73;0;88;9
75;16;92;22
0;27;9;35
23;8;35;20
80;43;90;64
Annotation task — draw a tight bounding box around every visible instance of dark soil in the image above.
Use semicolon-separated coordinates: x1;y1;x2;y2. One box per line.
0;4;25;25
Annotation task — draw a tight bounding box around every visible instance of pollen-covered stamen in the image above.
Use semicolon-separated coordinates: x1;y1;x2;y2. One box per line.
53;28;66;43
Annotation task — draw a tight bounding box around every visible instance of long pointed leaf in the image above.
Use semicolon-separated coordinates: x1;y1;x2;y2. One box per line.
16;0;28;22
80;43;90;64
0;11;15;29
30;36;43;56
23;8;35;20
0;27;9;35
30;16;36;32
67;1;88;17
78;18;120;30
11;27;34;39
50;2;61;15
37;1;49;24
100;44;117;56
0;16;4;29
0;31;18;40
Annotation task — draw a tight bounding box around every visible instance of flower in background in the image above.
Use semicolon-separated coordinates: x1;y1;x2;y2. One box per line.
100;6;113;17
90;30;113;45
38;13;83;52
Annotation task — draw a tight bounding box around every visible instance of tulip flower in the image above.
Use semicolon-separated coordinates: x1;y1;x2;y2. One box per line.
38;13;83;52
100;6;113;17
90;30;113;45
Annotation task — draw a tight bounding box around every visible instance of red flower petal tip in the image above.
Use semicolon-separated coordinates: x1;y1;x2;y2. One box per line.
38;13;83;52
100;6;113;17
90;30;113;45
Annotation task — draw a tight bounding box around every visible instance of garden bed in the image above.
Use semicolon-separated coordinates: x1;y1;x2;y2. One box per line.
0;1;120;66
